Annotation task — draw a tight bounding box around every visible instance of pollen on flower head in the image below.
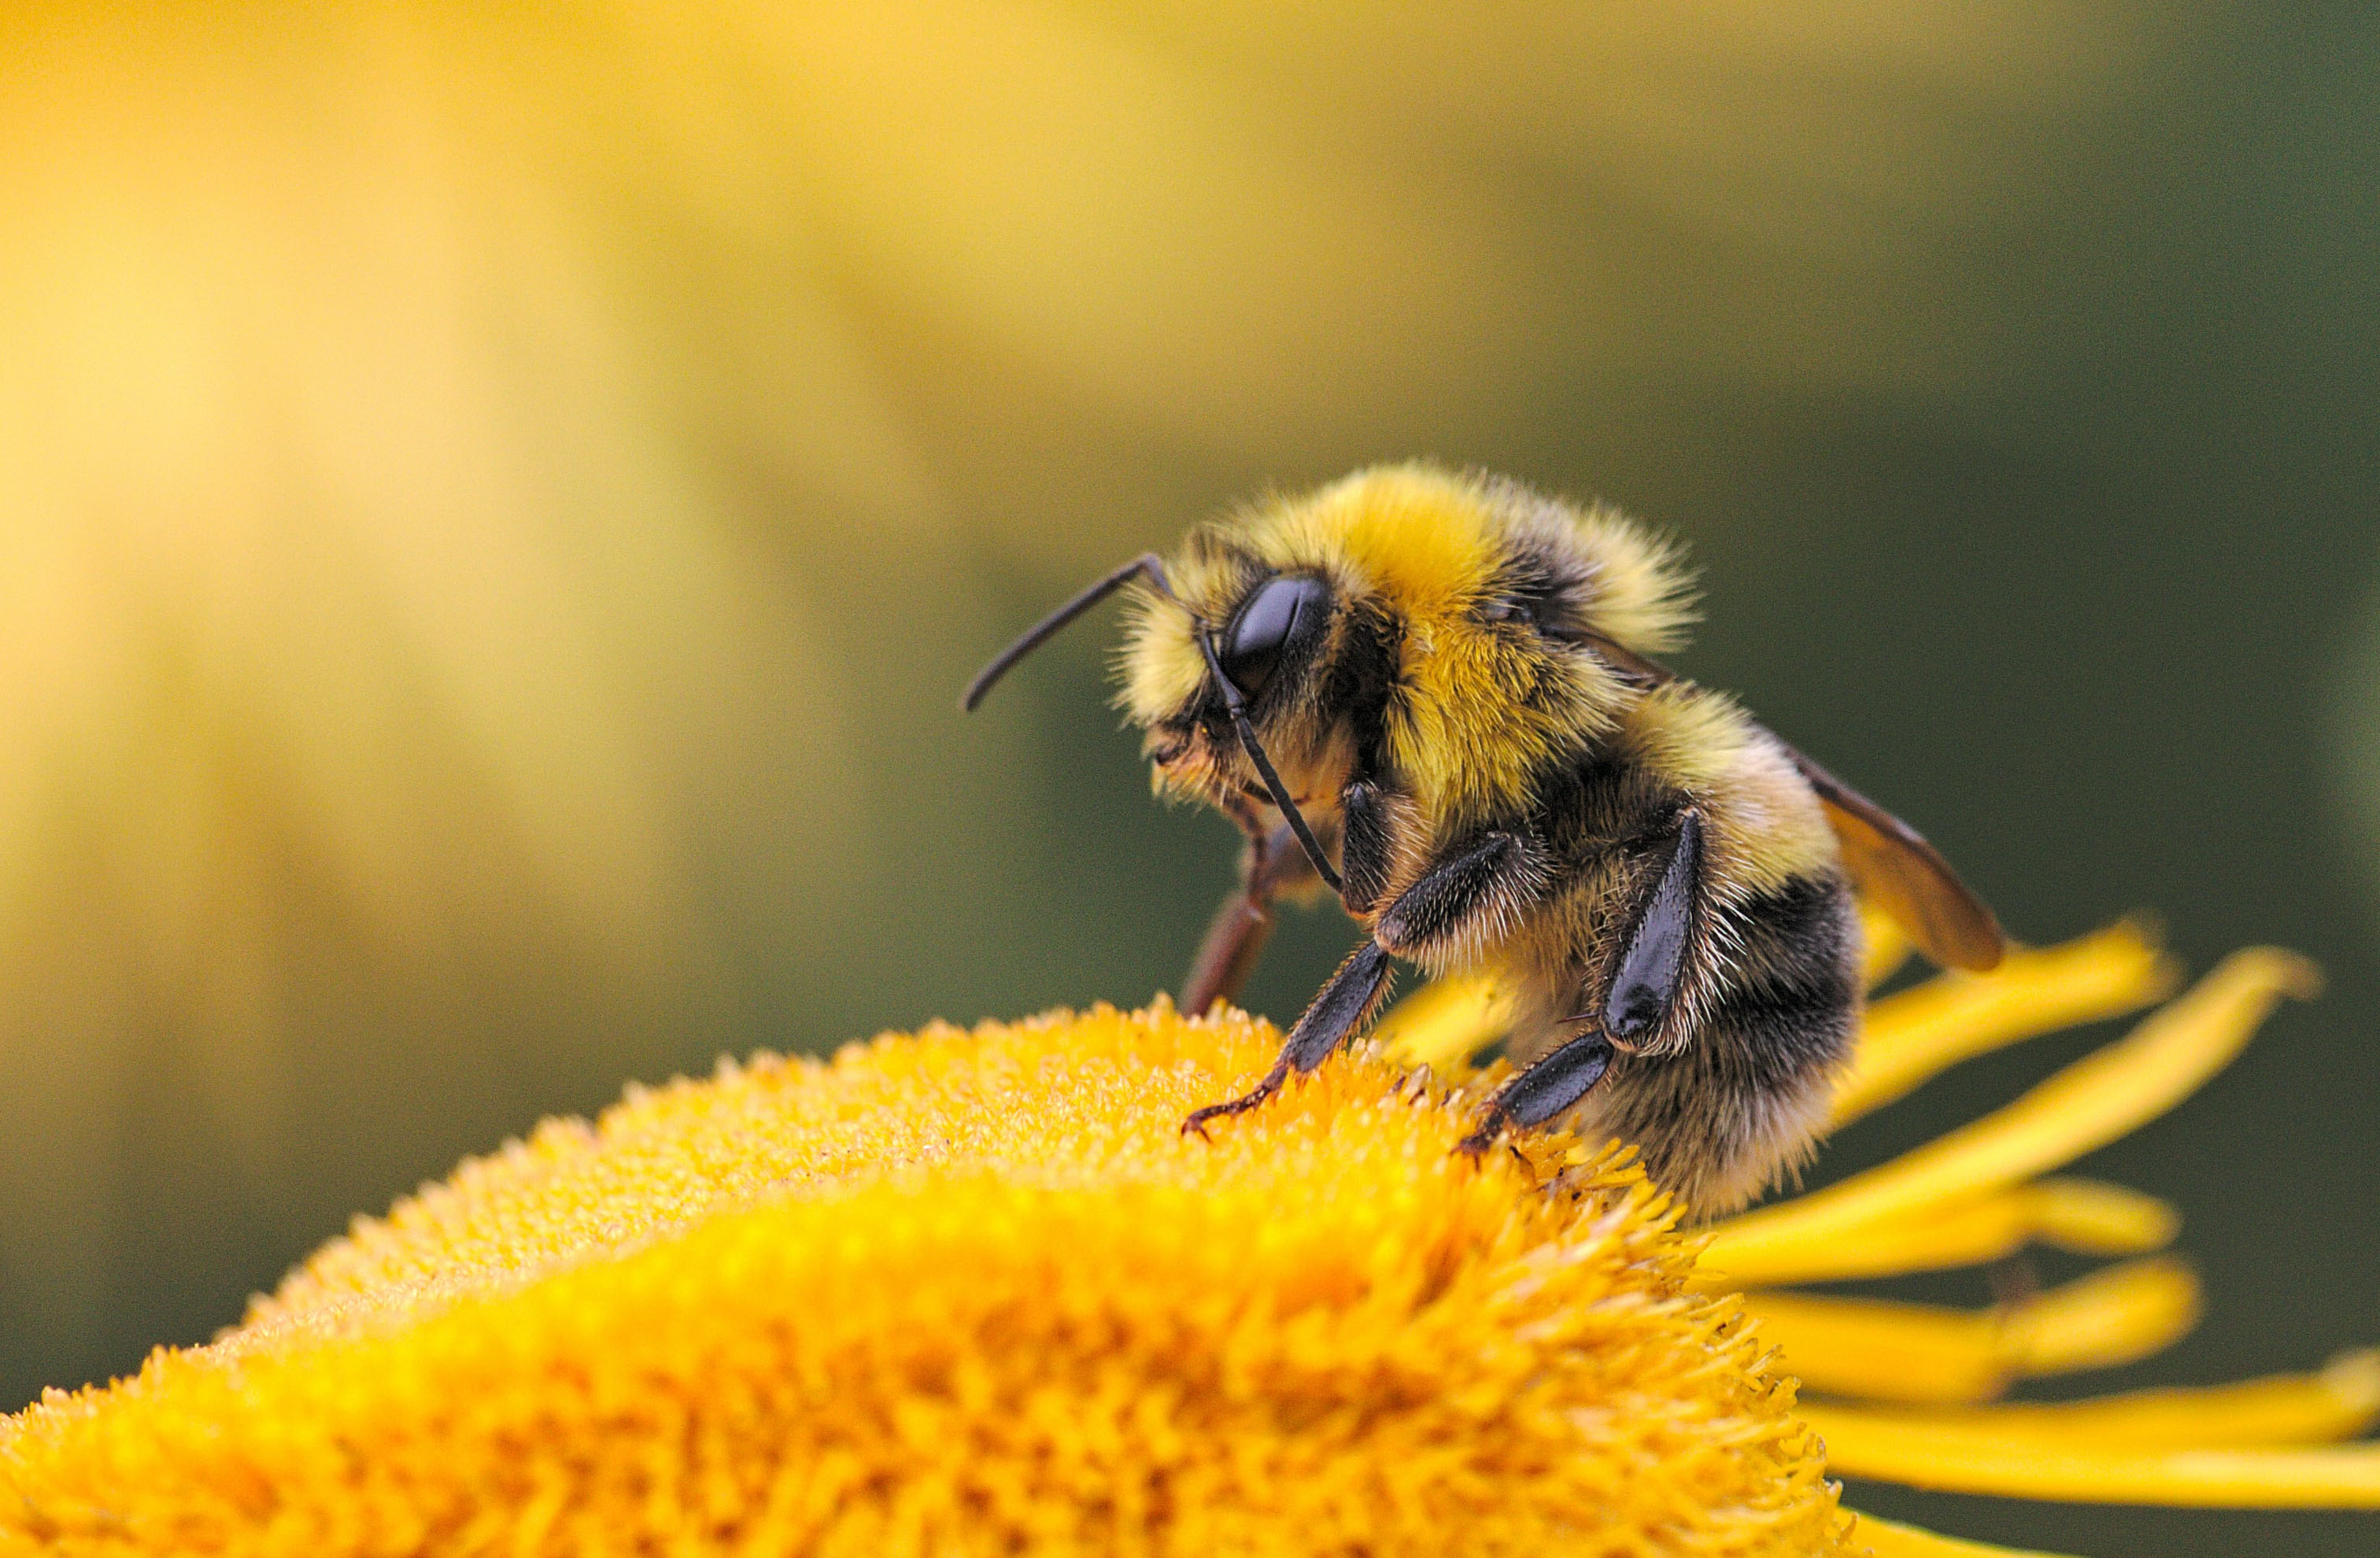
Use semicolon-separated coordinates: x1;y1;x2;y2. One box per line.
0;1004;1851;1556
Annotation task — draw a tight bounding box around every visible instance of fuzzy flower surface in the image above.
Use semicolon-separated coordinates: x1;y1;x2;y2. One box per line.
1;1008;1846;1556
2;918;2375;1556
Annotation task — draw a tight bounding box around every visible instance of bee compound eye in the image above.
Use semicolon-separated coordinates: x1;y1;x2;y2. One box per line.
1221;574;1329;696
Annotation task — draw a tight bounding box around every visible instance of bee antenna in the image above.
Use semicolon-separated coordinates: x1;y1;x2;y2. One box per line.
961;552;1177;712
962;548;1344;900
1194;630;1345;896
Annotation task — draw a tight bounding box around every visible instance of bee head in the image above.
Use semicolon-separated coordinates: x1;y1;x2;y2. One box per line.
1124;560;1365;890
962;546;1356;892
1210;573;1331;711
965;463;1697;878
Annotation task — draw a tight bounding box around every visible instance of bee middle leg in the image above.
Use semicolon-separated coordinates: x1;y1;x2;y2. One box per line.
1181;940;1394;1135
1184;824;1541;1136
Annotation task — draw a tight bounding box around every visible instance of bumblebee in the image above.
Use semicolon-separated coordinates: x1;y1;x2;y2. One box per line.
965;464;2001;1213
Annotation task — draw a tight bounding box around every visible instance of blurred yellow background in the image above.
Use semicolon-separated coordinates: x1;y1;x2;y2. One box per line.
2;7;2374;1552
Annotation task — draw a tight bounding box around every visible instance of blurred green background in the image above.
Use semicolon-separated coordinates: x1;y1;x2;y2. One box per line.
1;5;2374;1550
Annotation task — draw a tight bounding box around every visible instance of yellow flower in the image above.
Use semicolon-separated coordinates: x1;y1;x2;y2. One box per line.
1380;914;2380;1547
1;918;2371;1556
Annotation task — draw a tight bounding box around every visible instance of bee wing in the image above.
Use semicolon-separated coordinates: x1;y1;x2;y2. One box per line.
1570;630;2005;973
1780;749;2004;973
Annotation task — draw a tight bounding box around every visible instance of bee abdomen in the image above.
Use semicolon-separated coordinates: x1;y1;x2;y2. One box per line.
1583;871;1859;1215
1708;873;1861;1077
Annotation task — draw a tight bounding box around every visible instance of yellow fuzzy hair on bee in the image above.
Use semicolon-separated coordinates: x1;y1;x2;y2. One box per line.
1122;463;1695;827
975;462;2000;1214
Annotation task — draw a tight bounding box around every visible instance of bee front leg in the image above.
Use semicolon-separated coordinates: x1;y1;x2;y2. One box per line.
1180;818;1321;1015
1182;771;1395;1014
1183;823;1543;1135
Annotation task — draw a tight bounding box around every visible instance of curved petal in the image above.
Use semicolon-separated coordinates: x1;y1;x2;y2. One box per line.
1834;920;2178;1126
1695;1176;2176;1288
1745;1258;2199;1405
1812;1412;2380;1507
1814;1351;2380;1452
1850;1511;2079;1557
1713;949;2317;1258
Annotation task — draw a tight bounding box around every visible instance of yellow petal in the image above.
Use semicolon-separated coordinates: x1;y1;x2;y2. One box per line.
1712;949;2318;1261
1859;897;1915;990
1695;1176;2176;1288
1816;1350;2380;1452
1809;1409;2380;1507
2023;1176;2186;1256
1369;967;1516;1070
1746;1291;2007;1405
1850;1511;2079;1557
1744;1258;2200;1406
1997;1257;2202;1377
1834;920;2179;1126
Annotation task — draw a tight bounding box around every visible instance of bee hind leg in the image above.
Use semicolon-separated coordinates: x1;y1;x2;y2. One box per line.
1456;1033;1614;1156
1458;808;1704;1157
